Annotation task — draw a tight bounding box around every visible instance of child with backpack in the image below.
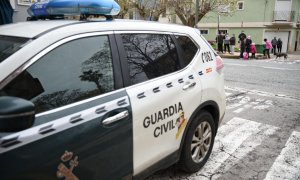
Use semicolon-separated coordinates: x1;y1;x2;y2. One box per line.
250;43;257;59
263;38;272;59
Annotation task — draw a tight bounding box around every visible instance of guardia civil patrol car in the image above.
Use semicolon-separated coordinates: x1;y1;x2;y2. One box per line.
0;0;226;179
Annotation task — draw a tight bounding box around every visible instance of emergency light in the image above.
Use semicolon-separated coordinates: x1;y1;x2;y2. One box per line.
27;0;120;19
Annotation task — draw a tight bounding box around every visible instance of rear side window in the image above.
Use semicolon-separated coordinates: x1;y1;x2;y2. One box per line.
175;35;198;66
0;36;30;63
121;34;180;85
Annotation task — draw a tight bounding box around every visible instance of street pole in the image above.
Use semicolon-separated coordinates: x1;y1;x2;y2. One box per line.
217;14;220;46
217;14;220;35
195;0;199;28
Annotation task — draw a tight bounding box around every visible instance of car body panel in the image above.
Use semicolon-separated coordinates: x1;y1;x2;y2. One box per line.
0;90;133;179
0;19;226;179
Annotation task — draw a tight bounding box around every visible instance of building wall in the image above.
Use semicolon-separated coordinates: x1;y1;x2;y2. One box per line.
200;0;275;24
11;0;31;23
197;0;300;52
291;0;300;14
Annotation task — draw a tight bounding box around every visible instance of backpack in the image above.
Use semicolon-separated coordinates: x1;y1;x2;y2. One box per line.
243;52;249;60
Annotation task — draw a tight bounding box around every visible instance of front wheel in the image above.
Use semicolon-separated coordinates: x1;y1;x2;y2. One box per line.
178;111;216;173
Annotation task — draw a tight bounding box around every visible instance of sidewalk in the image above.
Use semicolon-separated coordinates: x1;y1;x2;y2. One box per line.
219;51;300;61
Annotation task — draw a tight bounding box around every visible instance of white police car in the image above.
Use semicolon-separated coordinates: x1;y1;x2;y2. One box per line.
0;0;225;179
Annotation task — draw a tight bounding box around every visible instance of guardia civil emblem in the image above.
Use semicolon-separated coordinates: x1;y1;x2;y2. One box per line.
57;151;79;180
176;111;187;139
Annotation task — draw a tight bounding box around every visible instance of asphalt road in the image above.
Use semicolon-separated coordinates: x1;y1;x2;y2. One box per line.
147;58;300;180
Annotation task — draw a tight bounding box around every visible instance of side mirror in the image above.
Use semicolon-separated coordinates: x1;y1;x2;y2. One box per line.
0;96;35;132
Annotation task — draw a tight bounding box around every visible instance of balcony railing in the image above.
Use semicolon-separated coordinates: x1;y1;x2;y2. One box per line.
273;11;295;22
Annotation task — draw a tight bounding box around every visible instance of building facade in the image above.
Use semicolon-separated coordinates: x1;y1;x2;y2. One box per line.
9;0;300;52
9;0;34;23
197;0;300;52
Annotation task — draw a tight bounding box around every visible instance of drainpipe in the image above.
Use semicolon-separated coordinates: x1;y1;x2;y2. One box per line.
264;0;268;25
195;0;199;28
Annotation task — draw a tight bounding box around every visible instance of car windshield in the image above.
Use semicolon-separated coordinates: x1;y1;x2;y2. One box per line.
0;36;30;63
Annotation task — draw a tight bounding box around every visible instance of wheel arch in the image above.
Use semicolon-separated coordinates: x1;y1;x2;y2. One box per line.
178;100;220;158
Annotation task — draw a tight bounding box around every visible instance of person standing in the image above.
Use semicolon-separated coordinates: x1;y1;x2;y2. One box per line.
224;33;230;53
229;34;236;54
271;37;277;55
238;30;246;42
250;43;257;59
239;38;246;59
216;33;224;53
263;38;272;59
238;31;246;58
277;38;282;53
245;35;252;58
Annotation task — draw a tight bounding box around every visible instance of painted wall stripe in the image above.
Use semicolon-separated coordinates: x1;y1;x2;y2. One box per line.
264;131;300;180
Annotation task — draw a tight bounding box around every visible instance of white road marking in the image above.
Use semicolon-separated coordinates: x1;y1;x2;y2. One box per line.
198;117;279;178
224;62;299;71
226;94;271;112
227;96;251;113
233;107;244;113
253;105;270;110
225;92;232;96
226;103;242;110
264;131;300;180
225;86;300;101
148;118;300;179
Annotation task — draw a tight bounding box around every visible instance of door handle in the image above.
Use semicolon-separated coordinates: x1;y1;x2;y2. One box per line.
102;110;129;125
182;82;196;90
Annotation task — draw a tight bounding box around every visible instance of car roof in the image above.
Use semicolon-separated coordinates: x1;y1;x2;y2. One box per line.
0;19;193;39
0;20;81;38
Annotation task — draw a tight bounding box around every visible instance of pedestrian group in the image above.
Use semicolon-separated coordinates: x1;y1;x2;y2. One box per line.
216;31;284;60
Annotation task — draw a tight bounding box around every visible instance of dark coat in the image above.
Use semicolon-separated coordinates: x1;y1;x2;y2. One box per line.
238;32;246;41
229;37;236;45
245;38;252;49
216;34;224;44
277;39;282;48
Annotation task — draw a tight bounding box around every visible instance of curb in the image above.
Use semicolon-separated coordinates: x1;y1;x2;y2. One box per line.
218;53;300;60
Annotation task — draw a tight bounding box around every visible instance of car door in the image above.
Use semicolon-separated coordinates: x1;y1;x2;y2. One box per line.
0;33;133;179
115;32;202;176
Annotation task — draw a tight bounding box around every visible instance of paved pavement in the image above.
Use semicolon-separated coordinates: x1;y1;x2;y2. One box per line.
219;51;300;61
148;89;300;180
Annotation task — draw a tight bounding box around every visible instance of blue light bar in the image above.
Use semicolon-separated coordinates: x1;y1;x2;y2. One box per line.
27;0;120;18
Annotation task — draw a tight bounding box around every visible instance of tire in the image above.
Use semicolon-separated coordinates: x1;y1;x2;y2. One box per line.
178;111;216;173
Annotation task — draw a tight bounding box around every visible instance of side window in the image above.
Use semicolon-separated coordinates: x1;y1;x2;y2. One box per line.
121;34;179;85
175;35;198;66
0;36;115;113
